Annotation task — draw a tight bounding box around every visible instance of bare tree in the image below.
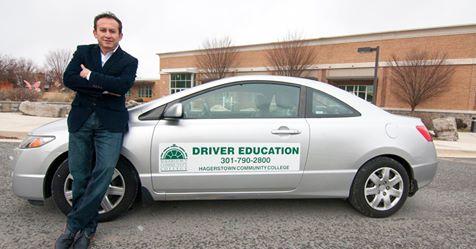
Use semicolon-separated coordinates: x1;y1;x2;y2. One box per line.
13;58;38;86
388;50;455;111
195;37;239;83
0;55;41;92
0;55;19;83
266;33;317;77
44;49;72;90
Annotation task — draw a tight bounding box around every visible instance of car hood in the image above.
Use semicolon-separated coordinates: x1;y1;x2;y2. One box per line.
30;118;68;136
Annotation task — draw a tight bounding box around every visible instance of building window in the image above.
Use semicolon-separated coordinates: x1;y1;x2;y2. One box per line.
170;73;194;94
138;85;152;98
339;85;374;102
125;90;131;97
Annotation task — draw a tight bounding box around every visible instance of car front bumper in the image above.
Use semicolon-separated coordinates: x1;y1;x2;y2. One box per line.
9;138;66;201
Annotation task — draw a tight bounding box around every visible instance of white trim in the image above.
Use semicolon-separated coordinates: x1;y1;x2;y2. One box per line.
304;169;357;174
158;24;476;58
150;172;302;177
384;107;476;115
312;58;476;69
161;190;295;196
160;58;476;75
161;68;198;74
234;66;269;72
16;174;45;179
135;78;160;81
444;58;476;65
311;62;375;69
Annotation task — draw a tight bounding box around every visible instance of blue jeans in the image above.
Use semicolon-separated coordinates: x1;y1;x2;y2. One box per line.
66;112;123;235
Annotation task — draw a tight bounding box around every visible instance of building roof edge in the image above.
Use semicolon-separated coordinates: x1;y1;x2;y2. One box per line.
157;23;476;58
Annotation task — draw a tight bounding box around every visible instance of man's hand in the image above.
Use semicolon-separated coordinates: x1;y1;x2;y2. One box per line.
80;64;121;97
80;64;91;79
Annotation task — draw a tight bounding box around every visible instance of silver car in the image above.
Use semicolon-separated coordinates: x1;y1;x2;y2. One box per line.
10;75;437;219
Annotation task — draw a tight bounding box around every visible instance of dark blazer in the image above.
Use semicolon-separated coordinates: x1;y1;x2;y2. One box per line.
63;44;138;133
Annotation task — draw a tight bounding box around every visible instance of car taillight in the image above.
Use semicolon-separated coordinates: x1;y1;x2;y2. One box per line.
416;125;432;142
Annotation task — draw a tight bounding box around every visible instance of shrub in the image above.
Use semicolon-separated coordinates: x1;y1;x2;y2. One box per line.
0;88;41;101
41;91;74;102
456;118;468;130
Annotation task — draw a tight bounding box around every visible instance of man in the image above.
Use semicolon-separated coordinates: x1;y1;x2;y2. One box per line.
55;12;138;249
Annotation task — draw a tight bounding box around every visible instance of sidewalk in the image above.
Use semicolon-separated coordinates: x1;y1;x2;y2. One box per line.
0;112;475;158
433;132;476;158
0;112;60;141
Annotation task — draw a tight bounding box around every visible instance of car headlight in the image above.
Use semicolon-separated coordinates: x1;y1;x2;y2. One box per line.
19;136;55;149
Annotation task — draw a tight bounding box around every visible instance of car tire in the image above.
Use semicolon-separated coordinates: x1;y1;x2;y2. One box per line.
349;157;409;218
51;158;139;222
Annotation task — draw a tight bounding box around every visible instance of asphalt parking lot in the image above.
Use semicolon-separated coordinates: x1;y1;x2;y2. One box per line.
1;142;475;249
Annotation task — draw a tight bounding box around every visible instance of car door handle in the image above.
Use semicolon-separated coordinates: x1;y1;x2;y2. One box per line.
271;129;301;135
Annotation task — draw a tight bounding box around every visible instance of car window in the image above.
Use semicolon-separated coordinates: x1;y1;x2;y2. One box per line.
181;83;300;119
307;89;360;118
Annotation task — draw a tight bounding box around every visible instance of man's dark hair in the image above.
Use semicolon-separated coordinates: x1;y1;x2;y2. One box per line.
94;12;122;33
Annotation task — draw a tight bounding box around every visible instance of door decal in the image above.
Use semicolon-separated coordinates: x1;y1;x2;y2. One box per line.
159;143;300;173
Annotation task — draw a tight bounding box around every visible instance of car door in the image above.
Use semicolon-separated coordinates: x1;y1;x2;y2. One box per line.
304;87;364;172
150;81;310;193
300;87;365;195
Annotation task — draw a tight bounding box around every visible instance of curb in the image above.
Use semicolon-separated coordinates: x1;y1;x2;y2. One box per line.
0;139;22;143
0;131;27;140
436;149;476;158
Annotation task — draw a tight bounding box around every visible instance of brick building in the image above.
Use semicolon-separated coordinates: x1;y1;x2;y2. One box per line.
139;24;476;127
127;78;157;102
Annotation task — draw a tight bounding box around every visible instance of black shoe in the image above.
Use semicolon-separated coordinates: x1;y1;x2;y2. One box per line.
72;231;93;249
55;229;77;249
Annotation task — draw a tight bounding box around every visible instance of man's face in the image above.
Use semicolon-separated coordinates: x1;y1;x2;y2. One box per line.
93;17;122;52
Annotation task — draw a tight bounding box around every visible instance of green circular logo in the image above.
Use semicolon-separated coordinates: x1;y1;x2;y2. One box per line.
161;144;188;160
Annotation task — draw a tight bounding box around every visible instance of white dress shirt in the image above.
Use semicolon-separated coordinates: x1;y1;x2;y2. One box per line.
86;46;119;80
100;46;119;67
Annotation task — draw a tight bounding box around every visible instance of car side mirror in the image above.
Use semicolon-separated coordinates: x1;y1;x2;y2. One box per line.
163;103;183;119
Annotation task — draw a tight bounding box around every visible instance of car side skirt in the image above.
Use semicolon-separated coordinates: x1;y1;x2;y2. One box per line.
144;170;357;200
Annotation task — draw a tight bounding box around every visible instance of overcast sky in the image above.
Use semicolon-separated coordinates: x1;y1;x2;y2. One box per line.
1;0;475;79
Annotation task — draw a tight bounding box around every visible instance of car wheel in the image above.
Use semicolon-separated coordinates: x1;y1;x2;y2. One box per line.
349;157;409;218
51;158;139;222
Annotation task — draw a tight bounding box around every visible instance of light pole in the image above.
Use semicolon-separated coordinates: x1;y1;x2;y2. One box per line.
357;46;380;105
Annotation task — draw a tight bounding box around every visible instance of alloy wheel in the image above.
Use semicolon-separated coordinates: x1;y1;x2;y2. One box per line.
364;167;404;211
63;169;126;214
